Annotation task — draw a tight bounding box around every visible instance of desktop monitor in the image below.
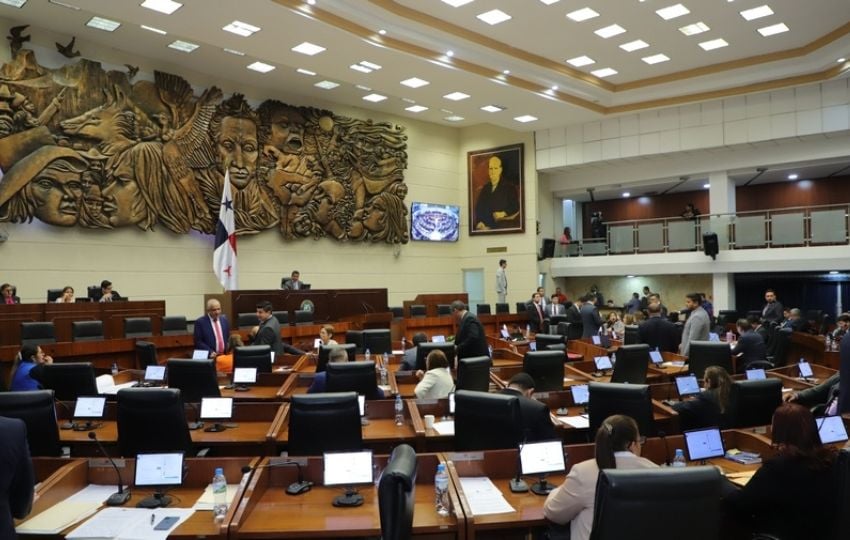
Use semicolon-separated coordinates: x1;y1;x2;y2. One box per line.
523;351;565;392
69;396;106;431
40;363;98;401
592;335;612;348
232;367;258;390
432;335;446;343
143;365;166;386
326;361;381;400
649;350;663;365
588;382;655;436
416;343;456;372
317;344;357;373
324;450;374;507
134;452;184;508
676;375;701;397
610;344;650;384
519;439;566;495
199;397;233;432
166;359;221;403
234;345;273;374
594;356;613;371
745;369;767;380
817;416;849;444
288;392;362;456
798;361;814;379
683;427;725;462
570;384;589;405
687;341;734;379
192;350;209;360
708;333;720;342
454;390;522;450
410;202;460;242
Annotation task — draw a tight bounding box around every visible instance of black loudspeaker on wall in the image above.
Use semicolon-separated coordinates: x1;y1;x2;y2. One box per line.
702;232;719;260
541;238;556;259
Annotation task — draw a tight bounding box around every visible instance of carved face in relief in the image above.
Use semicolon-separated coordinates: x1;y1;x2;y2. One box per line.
25;158;85;226
363;195;387;233
101;174;142;227
218;116;258;190
266;108;304;155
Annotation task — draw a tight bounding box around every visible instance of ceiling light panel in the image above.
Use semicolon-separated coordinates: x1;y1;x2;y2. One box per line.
539;0;559;4
48;0;79;9
444;115;465;122
355;85;372;91
443;91;470;101
362;93;387;102
566;7;599;22
477;9;511;25
566;55;595;67
758;23;788;36
296;68;316;76
223;21;261;37
168;39;198;52
350;64;372;73
595;24;626;38
699;38;728;50
86;16;121;31
400;77;429;88
140;25;167;35
314;80;339;89
291;42;326;55
442;0;473;6
620;39;649;52
740;5;773;21
481;105;505;112
223;48;245;56
247;61;274;73
514;115;538;123
591;67;618;78
406;105;428;112
656;3;690;20
679;22;709;36
140;0;182;15
0;0;26;7
642;53;670;64
359;61;381;70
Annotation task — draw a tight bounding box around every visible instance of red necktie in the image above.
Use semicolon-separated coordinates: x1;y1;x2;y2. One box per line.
213;318;224;354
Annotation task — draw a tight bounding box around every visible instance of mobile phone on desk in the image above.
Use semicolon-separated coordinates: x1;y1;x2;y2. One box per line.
154;516;180;531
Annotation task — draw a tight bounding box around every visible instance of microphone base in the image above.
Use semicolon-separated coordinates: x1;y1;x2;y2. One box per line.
137;494;172;509
204;423;227;433
530;481;554;496
509;478;529;493
106;491;131;506
332;489;363;507
234;385;250;392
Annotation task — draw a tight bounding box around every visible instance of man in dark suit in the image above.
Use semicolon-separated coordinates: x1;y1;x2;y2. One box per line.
731;319;767;372
784;373;839;411
579;294;602;337
281;270;305;290
451;300;489;360
638;303;680;352
548;294;566;318
781;308;806;332
761;289;783;323
748;315;770;344
498;373;555;442
527;292;547;334
253;301;305;356
0;416;34;537
193;298;230;358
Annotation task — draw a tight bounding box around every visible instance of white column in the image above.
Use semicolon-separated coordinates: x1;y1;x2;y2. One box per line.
707;170;736;313
712;273;735;313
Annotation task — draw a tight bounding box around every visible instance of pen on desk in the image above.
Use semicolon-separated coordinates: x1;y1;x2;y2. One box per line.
151;514;155;527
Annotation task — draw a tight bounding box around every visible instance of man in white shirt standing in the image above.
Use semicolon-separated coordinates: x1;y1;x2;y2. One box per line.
495;259;508;303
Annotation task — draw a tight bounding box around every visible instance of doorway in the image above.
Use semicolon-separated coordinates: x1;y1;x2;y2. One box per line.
463;269;485;312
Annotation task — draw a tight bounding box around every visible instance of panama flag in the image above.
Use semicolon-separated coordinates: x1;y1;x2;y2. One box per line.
213;171;237;290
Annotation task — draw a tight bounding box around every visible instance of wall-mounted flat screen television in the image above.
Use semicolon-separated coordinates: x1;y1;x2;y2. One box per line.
410;202;460;242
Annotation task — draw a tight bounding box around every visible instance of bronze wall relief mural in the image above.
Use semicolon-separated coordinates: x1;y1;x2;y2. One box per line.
0;41;409;244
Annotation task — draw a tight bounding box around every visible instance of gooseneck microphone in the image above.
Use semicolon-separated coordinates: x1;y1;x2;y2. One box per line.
241;460;313;495
509;432;529;493
88;431;131;506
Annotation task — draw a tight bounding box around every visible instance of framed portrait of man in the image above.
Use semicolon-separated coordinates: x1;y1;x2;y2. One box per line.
468;143;525;235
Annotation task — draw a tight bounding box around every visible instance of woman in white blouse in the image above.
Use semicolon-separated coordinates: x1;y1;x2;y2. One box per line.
543;415;658;540
55;286;74;303
413;349;454;399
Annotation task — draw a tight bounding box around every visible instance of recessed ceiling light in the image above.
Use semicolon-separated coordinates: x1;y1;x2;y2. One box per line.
401;98;416;103
481;104;505;112
566;55;595;67
620;39;649;52
363;93;387;102
540;0;559;4
314;80;339;90
86;16;121;32
168;39;198;52
622;192;631;197
656;3;690;20
703;183;710;189
355;85;372;91
591;67;618;77
838;58;847;63
595;24;626;38
378;29;387;35
445;115;465;122
443;91;470;101
566;7;599;22
291;42;326;56
679;22;709;36
642;53;670;64
740;5;773;21
788;173;798;180
514;115;538;123
699;38;728;50
296;68;316;76
223;20;261;37
446;50;455;57
406;105;429;113
829;271;839;274
350;64;373;74
306;0;315;4
140;25;167;35
442;0;473;6
223;48;245;56
247;61;275;73
758;23;789;36
48;0;79;9
0;0;26;7
477;9;511;25
140;0;182;15
502;69;510;74
360;61;381;70
401;77;429;88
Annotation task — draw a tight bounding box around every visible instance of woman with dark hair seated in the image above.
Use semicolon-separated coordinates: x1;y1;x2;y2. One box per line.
672;365;732;430
724;402;839;540
9;344;53;391
543;415;658;540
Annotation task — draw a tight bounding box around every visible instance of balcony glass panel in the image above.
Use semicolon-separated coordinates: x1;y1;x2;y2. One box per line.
771;212;804;246
581;241;607;256
610;225;634;254
668;221;696;251
735;215;766;248
810;209;846;244
637;222;664;252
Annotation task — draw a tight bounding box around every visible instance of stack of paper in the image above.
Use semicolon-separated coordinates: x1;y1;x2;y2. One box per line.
555;415;589;429
66;507;194;540
16;484;122;534
458;477;515;516
96;375;138;395
432;420;455;435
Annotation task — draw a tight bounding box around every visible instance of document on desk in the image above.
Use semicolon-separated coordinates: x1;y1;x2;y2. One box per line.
66;507;194;540
96;375;137;395
726;470;757;487
432;420;455;435
458;477;515;516
554;415;589;429
193;484;240;510
16;484;122;534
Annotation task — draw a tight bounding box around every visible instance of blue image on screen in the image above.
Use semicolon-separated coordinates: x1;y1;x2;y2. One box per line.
411;202;460;242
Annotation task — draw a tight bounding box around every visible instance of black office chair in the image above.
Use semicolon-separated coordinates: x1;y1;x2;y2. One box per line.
326;361;381;400
40;363;98;401
135;340;158;370
515;302;528;314
436;304;452;316
476;304;491;316
124;317;152;338
0;390;62;456
288;392;362;456
71;320;104;342
294;310;313;325
766;327;792;367
345;330;365;354
454;390;522;451
495;303;509;314
317;344;357;373
20;322;56;346
390;307;404;319
116;388;193;457
623;325;639;345
234;345;272;374
716;310;738;328
566;322;584;341
87;285;101;301
687;341;734;379
237;313;260;329
378;444;417;540
409;305;426;318
728;379;782;429
272;311;289;325
161;315;187;335
588;382;655;437
534;333;565;350
363;329;392;355
524;350;565;392
610;344;650;385
46;288;63;303
166;359;221;403
456;356;490;392
589;467;722;540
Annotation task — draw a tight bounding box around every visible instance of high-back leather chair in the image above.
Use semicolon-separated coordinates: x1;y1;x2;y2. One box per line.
71;320;104;341
728;379;782;428
117;388;193;457
589;466;722;540
495;303;509;314
378;444;418;540
237;313;260;329
345;330;365;353
833;449;850;540
0;390;62;456
409;305;426;318
161;315;187;335
456;356;490;392
124;317;152;338
476;304;491;316
294;310;313;325
135;341;158;370
437;304;452;316
272;311;289;325
20;322;56;346
40;363;98;401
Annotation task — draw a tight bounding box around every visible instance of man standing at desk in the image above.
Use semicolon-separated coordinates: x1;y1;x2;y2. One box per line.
495;259;508;304
194;299;230;359
761;289;783;323
451;300;489;360
0;416;34;537
580;295;602;337
253;301;305;356
680;293;710;357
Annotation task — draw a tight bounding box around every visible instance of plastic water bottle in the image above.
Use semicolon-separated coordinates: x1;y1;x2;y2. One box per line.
212;467;227;521
611;352;617;365
672;449;686;468
365;348;371;362
525;324;531;338
111;362;119;376
434;464;450;516
394;394;404;426
401;336;407;350
379;353;389;386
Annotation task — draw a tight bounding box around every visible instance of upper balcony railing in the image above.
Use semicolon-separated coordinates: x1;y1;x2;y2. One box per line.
560;204;850;257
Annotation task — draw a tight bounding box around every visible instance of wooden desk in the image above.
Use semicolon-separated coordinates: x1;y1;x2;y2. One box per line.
231;453;462;539
215;289;388;326
408;398;454;453
788;331;839;369
770;362;836;385
17;457;258;539
279;370;397;400
490;364;592;391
